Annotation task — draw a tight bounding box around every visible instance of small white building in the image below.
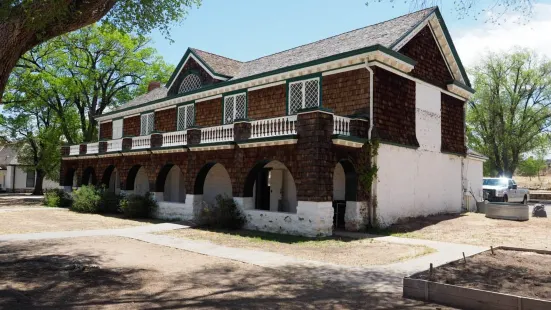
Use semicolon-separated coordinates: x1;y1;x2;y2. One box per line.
0;145;57;193
463;149;488;211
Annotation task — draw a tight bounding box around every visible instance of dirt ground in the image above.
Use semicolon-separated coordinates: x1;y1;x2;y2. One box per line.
383;212;551;250
161;228;434;267
0;195;43;208
0;209;158;235
515;175;551;190
0;236;448;309
412;249;551;300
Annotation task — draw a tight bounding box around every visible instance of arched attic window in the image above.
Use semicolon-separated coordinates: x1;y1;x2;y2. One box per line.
178;73;202;94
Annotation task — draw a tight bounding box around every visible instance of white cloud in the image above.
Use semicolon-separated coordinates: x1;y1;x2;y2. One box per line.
454;3;551;69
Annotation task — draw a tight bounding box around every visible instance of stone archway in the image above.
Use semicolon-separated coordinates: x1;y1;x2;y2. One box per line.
194;162;232;206
244;160;297;213
101;165;120;194
155;164;186;202
333;160;360;230
81;167;97;186
126;165;150;196
62;167;77;191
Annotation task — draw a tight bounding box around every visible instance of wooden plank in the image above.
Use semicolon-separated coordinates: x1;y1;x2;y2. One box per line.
402;287;425;300
403;278;426;290
429;291;516;310
429;282;518;307
521;297;551;310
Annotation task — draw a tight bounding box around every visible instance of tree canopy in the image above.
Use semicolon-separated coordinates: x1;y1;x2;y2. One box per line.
467;49;551;177
0;0;200;102
6;24;174;143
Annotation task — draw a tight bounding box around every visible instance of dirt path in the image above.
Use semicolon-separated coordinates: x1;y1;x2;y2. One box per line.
385;213;551;250
0;209;159;235
0;236;449;309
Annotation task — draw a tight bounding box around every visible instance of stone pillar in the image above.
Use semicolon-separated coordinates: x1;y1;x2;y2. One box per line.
186;194;204;216
150;132;163;148
79;144;87;155
98;141;108;154
349;117;369;138
122;137;133;151
186;127;202;145
295;107;335;201
60;145;70;157
296;201;334;237
234;120;252;142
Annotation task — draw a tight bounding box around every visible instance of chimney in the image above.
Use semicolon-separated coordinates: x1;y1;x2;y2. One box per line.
147;81;161;92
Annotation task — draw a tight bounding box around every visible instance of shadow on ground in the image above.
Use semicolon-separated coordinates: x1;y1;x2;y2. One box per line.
370;213;466;235
0;239;442;309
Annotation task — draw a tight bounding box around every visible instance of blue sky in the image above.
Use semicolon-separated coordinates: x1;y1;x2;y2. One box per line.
147;0;551;68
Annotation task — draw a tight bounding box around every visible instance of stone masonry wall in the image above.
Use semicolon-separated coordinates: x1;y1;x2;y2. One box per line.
441;93;466;155
99;122;112;140
322;68;370;116
195;98;222;127
247;84;286;120
399;26;453;90
373;67;418;147
155;107;177;132
123;116;140;137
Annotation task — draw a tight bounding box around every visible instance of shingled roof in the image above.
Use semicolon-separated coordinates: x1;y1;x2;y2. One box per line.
0;145;18;166
115;86;168;111
231;7;435;79
190;48;242;77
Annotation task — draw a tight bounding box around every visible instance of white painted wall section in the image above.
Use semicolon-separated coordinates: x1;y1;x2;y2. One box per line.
375;82;463;227
164;166;186;202
333;163;345;201
134;167;150;196
464;157;484;210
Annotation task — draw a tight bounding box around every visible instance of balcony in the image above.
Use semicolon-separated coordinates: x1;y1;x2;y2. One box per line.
63;111;367;157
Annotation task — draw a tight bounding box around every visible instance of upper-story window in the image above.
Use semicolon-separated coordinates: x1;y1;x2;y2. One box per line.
177;104;195;130
140;112;154;136
112;119;123;139
224;93;247;124
288;77;320;115
178;73;202;94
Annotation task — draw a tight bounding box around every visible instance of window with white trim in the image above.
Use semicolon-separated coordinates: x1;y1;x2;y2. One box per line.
140;112;154;136
288;77;320;115
178;74;202;94
223;93;247;124
177;104;195;131
112;119;123;139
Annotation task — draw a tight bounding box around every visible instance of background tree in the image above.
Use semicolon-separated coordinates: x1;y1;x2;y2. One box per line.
6;25;174;143
467;49;551;177
0;100;62;195
517;156;547;180
366;0;534;23
0;0;200;102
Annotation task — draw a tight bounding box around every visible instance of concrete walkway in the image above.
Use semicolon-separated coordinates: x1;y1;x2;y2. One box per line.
0;222;487;283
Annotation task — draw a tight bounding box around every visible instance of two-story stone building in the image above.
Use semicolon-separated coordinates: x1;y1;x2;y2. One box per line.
60;7;473;237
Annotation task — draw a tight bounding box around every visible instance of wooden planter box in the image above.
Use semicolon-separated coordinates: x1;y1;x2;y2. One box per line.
403;247;551;310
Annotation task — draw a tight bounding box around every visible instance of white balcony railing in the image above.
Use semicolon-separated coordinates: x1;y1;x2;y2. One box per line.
163;130;187;147
132;135;151;150
106;139;123;152
201;124;234;144
251;115;297;139
69;145;80;156
86;142;99;154
333;115;351;136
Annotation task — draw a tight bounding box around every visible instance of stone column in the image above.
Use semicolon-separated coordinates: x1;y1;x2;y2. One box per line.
295;107;335;201
122;137;133;151
186;127;202;145
150;132;163;148
349;116;370;138
98;141;108;154
79;144;87;155
233;119;252;142
60;145;70;157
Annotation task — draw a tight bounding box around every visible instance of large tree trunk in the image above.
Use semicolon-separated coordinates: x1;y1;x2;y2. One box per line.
0;0;116;102
32;169;45;195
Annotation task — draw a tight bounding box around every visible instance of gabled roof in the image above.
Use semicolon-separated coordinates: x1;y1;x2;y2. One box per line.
0;145;18;166
232;8;435;80
190;48;242;77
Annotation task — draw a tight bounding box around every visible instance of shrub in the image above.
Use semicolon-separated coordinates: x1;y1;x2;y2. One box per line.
98;190;123;214
43;188;72;208
196;195;246;230
120;193;158;218
70;185;101;213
